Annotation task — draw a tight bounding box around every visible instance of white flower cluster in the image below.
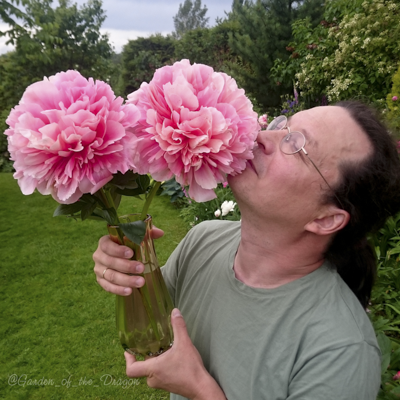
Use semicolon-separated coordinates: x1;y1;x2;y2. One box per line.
327;77;352;102
214;200;236;218
361;37;371;49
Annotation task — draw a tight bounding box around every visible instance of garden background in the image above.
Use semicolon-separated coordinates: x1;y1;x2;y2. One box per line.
1;0;400;399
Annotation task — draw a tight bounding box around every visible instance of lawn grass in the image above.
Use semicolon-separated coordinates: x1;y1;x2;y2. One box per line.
0;173;188;400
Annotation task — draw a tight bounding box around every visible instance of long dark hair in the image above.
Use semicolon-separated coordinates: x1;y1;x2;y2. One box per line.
324;101;400;308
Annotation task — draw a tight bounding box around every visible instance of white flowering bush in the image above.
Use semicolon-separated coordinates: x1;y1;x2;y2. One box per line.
272;0;400;106
180;183;241;228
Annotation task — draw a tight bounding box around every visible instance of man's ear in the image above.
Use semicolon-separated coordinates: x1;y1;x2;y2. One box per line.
304;207;350;236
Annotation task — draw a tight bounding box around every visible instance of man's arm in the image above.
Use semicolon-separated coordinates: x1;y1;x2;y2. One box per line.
125;308;227;400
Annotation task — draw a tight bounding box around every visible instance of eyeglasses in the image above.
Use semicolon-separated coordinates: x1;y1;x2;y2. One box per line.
267;115;343;209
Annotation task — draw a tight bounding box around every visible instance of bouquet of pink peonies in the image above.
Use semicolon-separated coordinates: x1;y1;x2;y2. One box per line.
5;60;259;356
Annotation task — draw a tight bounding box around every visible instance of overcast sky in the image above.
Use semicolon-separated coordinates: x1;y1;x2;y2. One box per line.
0;0;233;54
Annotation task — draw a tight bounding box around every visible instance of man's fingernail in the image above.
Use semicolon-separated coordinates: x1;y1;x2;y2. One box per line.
135;264;143;273
136;277;145;287
125;250;132;258
172;309;181;317
123;288;131;295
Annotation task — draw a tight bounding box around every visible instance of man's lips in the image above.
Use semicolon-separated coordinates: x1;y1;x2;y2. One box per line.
247;159;257;175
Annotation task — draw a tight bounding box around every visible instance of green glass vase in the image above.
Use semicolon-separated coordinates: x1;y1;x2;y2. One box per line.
107;214;174;357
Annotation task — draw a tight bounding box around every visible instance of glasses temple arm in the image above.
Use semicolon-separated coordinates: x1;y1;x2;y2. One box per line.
302;150;344;209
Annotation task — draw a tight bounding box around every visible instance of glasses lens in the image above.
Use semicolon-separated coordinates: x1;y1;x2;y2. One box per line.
267;115;287;131
280;131;306;154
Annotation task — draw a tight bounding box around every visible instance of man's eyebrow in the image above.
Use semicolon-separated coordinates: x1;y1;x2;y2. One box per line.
288;116;316;145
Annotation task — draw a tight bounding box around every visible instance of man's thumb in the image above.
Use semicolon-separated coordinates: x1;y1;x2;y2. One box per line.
171;308;188;342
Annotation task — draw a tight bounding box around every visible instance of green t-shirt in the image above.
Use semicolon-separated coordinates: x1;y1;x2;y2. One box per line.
162;220;381;400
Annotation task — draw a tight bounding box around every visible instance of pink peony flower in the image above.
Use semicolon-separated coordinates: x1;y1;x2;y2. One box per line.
392;96;398;101
393;371;400;381
6;70;140;204
127;59;258;202
258;114;268;129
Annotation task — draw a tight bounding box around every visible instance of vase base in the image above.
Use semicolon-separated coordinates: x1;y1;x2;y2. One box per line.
123;342;173;357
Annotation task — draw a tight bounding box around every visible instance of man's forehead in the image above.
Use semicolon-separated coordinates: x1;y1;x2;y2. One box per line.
287;114;317;145
291;106;372;160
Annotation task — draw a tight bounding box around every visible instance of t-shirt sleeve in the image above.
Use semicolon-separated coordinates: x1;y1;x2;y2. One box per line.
287;341;381;400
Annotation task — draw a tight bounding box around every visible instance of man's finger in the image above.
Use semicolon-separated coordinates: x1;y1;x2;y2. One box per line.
98;235;133;258
125;352;147;378
151;227;164;239
170;308;189;344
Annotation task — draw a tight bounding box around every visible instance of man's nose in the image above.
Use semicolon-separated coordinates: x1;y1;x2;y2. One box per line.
256;129;280;155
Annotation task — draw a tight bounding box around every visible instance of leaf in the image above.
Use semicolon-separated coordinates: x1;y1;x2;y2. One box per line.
386;304;400;316
109;170;140;189
389;348;400;370
377;332;392;374
80;201;98;221
53;202;84;217
93;207;119;226
119;221;146;245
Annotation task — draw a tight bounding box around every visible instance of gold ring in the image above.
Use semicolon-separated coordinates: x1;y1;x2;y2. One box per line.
102;268;108;279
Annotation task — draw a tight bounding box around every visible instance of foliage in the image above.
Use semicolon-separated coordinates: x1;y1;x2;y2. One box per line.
0;109;13;172
386;65;400;135
272;0;400;106
369;212;400;398
6;0;113;77
227;0;324;110
179;184;240;228
160;178;185;205
120;34;176;96
0;0;31;36
0;173;187;400
174;19;241;74
277;88;305;117
172;0;209;39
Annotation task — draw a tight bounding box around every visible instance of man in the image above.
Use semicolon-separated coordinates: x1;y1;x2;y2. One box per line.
93;101;400;399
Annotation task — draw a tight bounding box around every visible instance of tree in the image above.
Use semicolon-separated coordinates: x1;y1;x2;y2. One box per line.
120;34;176;96
0;0;31;39
173;0;209;39
0;0;114;106
174;19;240;73
227;0;324;110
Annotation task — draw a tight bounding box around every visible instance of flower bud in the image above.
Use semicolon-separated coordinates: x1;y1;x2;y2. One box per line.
214;209;221;218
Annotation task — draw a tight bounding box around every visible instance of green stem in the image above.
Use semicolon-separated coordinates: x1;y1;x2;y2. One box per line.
99;187;124;243
140;181;161;221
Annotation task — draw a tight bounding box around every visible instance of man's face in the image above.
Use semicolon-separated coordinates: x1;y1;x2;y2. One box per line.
228;106;372;225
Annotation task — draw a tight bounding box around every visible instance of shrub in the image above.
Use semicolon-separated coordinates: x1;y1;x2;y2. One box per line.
180;183;240;228
370;212;400;398
0;109;13;172
386;65;400;136
272;0;400;107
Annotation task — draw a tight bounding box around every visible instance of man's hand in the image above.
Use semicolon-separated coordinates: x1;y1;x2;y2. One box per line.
93;227;164;296
125;309;226;400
